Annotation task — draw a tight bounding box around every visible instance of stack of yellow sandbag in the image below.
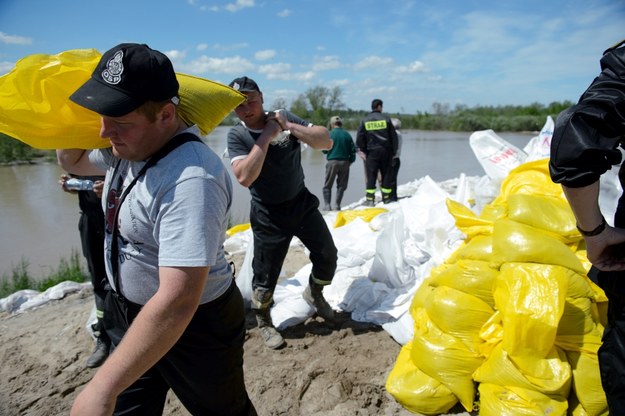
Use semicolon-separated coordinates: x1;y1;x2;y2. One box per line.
386;159;609;416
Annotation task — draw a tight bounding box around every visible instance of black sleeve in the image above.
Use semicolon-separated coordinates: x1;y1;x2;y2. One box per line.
549;41;625;187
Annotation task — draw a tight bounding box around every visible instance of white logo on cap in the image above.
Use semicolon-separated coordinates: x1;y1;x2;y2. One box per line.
101;50;124;85
232;82;241;91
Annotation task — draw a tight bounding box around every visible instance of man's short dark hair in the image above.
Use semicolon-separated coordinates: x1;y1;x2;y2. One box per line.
371;99;383;110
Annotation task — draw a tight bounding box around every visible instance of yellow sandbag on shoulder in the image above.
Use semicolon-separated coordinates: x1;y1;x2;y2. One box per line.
495;263;568;358
0;49;107;149
410;308;482;412
506;193;579;243
386;341;459;415
424;285;494;350
473;343;571;397
491;219;587;275
428;259;497;307
176;72;244;136
0;48;244;149
478;382;569;416
333;207;387;228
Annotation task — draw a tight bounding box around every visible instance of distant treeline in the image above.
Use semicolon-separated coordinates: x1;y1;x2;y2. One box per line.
1;97;575;164
250;100;573;133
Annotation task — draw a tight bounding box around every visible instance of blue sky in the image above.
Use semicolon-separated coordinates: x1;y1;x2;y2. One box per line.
0;0;623;114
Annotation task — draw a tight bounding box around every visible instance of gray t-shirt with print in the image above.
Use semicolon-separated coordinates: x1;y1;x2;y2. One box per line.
90;126;233;305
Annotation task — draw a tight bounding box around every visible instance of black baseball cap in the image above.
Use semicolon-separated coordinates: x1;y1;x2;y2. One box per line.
229;76;260;93
70;43;179;117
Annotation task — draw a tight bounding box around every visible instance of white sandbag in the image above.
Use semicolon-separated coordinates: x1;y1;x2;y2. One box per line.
235;237;254;309
0;289;39;313
523;116;554;162
469;129;527;180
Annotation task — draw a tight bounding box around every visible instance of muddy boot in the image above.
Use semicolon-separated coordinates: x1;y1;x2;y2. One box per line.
322;188;332;211
252;289;285;350
86;320;110;368
303;278;335;323
335;189;344;211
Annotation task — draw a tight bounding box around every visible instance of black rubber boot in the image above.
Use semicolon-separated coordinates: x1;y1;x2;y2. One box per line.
335;189;344;211
322;188;332;211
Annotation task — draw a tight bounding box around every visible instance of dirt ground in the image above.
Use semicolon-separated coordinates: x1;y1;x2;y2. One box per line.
0;246;454;416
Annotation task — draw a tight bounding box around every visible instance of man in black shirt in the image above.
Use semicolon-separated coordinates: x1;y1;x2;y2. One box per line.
550;39;625;414
227;76;338;349
356;99;398;206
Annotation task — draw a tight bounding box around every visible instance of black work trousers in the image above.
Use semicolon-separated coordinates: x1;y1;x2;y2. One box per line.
103;282;256;416
250;188;337;293
589;203;625;413
364;147;393;190
78;209;107;316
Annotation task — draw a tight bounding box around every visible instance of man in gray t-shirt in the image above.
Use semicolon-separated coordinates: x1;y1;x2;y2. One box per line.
227;76;338;350
57;43;256;416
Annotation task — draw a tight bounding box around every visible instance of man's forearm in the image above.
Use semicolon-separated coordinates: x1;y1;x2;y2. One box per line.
562;182;604;230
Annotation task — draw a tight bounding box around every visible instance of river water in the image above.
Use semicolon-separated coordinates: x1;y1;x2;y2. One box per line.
0;127;533;281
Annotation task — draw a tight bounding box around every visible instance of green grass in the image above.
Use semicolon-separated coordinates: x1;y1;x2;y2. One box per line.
0;249;88;299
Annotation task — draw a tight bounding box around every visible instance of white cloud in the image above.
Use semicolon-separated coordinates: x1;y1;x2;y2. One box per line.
395;60;426;74
313;55;341;71
225;0;255;12
165;49;186;60
183;55;254;74
0;32;32;45
353;56;394;70
277;9;291;18
213;42;248;51
258;63;315;81
196;43;208;51
255;49;276;61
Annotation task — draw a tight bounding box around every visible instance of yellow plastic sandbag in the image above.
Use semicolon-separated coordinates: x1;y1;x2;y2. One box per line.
495;263;568;358
506;193;579;243
385;341;459;415
0;48;244;149
409;279;436;321
428;259;497;307
226;223;251;237
491;219;587;275
446;234;493;263
478;311;504;359
446;198;493;239
333;207;387;228
473;343;571;396
424;285;494;350
410;308;482;411
565;349;608;416
491;159;565;206
0;49;107;149
565;269;601;300
557;297;598;336
556;323;604;356
478;382;569;416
